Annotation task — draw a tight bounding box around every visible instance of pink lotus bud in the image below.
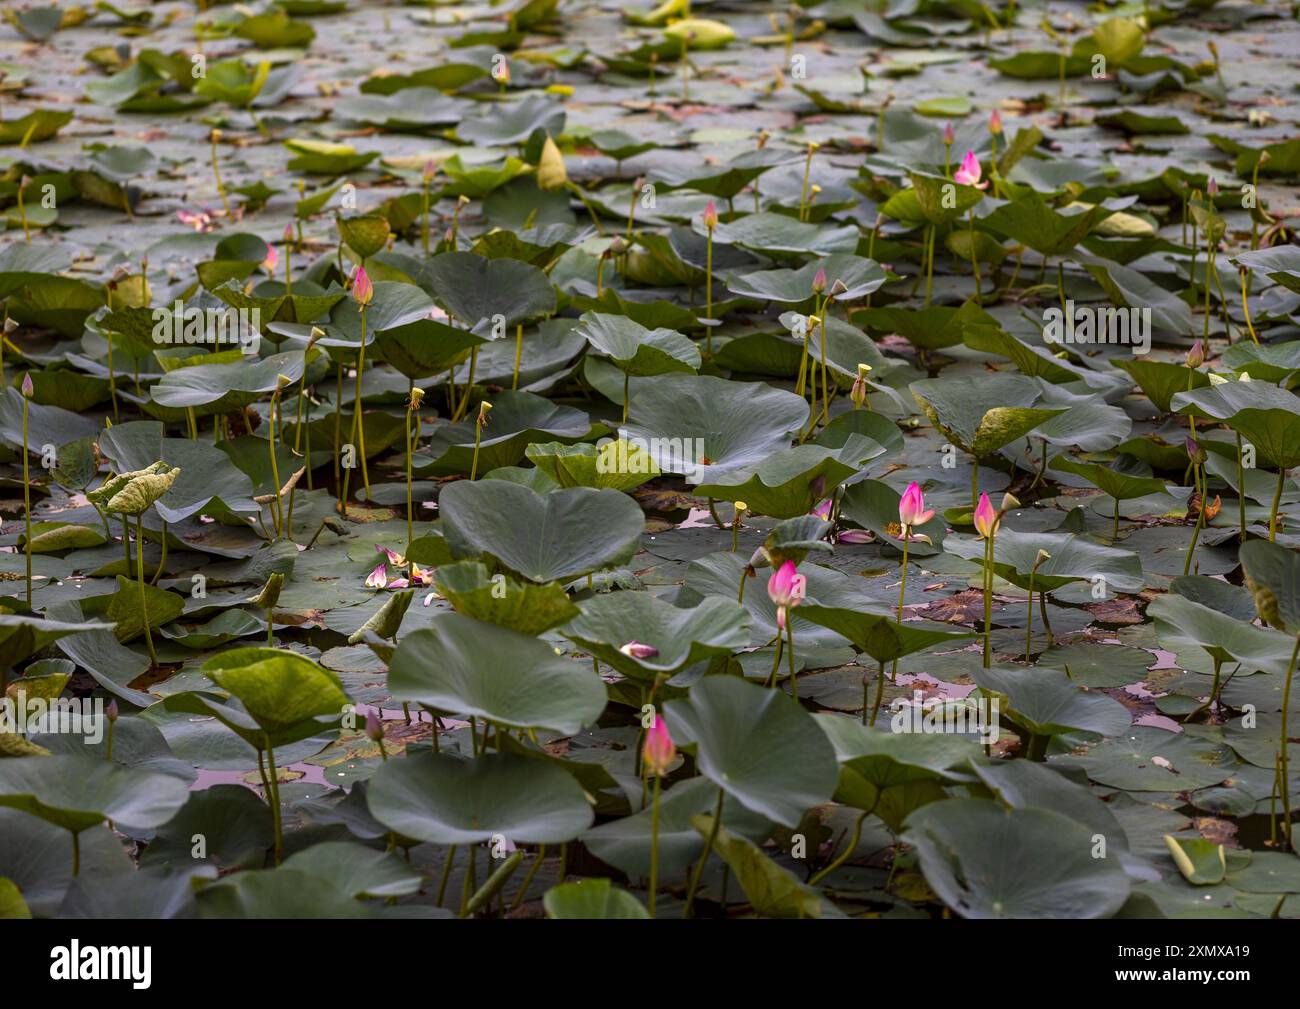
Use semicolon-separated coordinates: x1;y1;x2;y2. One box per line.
282;222;294;243
953;151;988;190
767;560;806;610
811;266;827;294
1187;339;1205;369
1185;436;1207;466
973;492;998;540
1207;177;1219;198
989;109;1003;135
619;640;659;660
898;481;934;530
21;372;34;398
702;199;718;231
106;699;119;722
365;709;384;742
943;122;955;145
422;159;437;183
643;714;676;778
351;265;374;307
262;243;278;273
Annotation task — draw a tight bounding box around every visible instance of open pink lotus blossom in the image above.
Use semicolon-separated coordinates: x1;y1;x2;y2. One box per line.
811;498;832;520
953;151;988;190
898;482;934;530
262;242;278;274
643;714;676;778
973;492;998;539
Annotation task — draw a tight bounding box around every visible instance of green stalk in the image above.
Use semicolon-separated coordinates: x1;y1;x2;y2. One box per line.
892;536;909;681
648;774;662;918
136;513;158;667
1279;635;1300;847
705;230;714;357
353;308;371;498
267;387;283;539
1025;570;1035;660
1270;466;1287;543
682;787;725;918
982;533;993;668
21;390;31;604
966;207;981;305
513;324;523;390
406;387;417;559
1183;461;1205;576
786;616;797;701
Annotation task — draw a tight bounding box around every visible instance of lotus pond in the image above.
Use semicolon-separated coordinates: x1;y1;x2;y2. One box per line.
1;0;1300;922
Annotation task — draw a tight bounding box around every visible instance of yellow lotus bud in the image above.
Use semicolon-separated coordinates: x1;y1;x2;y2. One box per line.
537;135;567;192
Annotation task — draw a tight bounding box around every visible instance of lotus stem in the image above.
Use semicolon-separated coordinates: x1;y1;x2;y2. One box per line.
818;313;829;429
892;537;910;681
810;808;871;886
353;308;371;499
510;844;545;910
966;207;981;305
982;532;993;668
1241;269;1259;345
210;130;229;217
798;142;816;222
923;224;935;308
268;387;283;539
648;773;662;918
1270;466;1287;543
1279;635;1300;847
150;520;167;585
406;386;418;557
17;179;29;242
453;346;478;422
682;786;724;918
464;850;523;918
437;846;457;907
21;387;31;604
333;359;344;514
513;324;523;390
106;333;119;422
705;230;714;357
136;513;158;667
869;661;885;726
1025;571;1035;660
1112;496;1121;543
786;617;797;701
1183;461;1205;576
766;632;784;689
1039;587;1054;648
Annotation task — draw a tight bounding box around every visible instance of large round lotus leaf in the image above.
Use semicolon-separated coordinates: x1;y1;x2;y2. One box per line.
367;752;594;845
1147;592;1296;674
1239;539;1300;632
285;841;423;898
202;647;351;740
1038;643;1154;688
708;211;858;258
99;420;259;523
374;317;484;379
816;714;983;789
858;301;996;352
574;312;699;376
972;664;1131;738
432;561;579;636
562;590;750;680
198;866;375;919
911;374;1064;457
0;811;132;917
544;879;649;919
139;784;272;871
0;613;114;667
726;254;886;304
982;190;1115;256
387;613;606;734
1048;455;1168;503
337;214;392;260
943;527;1145;594
1172;383;1300;470
903;799;1131;918
582;776;771;877
1056;725;1237;791
665;676;838;827
0;756;190;833
456;94;565;147
150;351;306;414
416;390;591;476
624;374;808;480
438;479;645;584
419;251;557;329
694;438;885;516
798;602;975;663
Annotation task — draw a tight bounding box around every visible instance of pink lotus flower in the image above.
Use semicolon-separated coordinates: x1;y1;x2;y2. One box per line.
620;640;660;660
953;151;988;190
351;264;374;307
943;121;955;145
989;109;1003;135
1187;339;1205;369
811;498;832;520
768;560;807;630
898;481;934;531
812;266;827;294
973;492;998;539
643;714;676;778
702;199;718;231
365;562;388;589
21;372;34;398
364;709;384;742
375;544;405;566
176;208;217;233
262;242;278;274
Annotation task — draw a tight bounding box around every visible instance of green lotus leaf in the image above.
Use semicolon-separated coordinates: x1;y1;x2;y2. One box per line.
388;613;606;733
431;561;579;635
